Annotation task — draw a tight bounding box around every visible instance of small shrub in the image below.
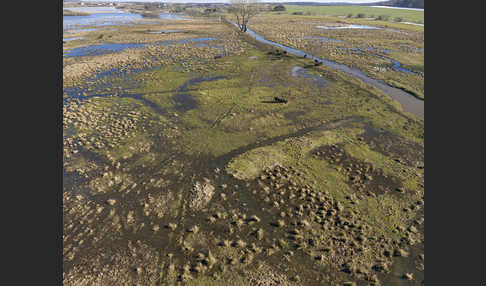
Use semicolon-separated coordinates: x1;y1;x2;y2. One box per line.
347;13;353;18
394;17;403;22
356;13;366;18
376;15;390;21
272;4;286;12
292;12;303;15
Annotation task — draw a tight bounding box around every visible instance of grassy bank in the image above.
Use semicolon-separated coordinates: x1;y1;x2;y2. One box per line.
278;5;424;24
63;9;91;16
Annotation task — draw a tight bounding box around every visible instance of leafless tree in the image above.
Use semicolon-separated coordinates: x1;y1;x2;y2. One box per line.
229;0;260;32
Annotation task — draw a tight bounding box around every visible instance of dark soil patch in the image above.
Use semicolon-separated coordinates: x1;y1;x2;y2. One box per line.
172;93;199;112
360;123;424;169
313;144;403;196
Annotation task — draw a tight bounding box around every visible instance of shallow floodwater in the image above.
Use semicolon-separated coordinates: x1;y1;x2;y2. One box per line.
63;71;227;116
64;7;124;14
316;24;381;30
370;6;424;11
336;47;417;74
63;7;190;31
63;12;144;31
389;58;417;74
239;24;423;118
158;13;187;20
63;37;221;58
63;42;146;58
291;66;328;88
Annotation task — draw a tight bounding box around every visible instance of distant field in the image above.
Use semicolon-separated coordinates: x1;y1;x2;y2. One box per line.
281;5;424;24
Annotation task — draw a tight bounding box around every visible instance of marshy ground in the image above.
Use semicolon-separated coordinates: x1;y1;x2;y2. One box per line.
248;14;424;100
63;7;424;286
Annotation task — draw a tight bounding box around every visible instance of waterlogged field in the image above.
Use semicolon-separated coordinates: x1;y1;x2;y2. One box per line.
279;5;424;24
63;8;424;286
249;14;424;100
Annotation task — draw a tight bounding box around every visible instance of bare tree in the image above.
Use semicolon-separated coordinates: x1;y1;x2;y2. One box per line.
230;0;260;32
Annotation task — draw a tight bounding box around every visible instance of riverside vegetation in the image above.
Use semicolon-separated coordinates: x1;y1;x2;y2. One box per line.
63;5;424;286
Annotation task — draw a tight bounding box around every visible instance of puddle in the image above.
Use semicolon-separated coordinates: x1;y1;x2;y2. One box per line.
365;47;392;54
316;24;381;30
63;37;221;58
158;13;188;20
389;59;418;74
63;42;146;58
338;47;363;55
399;44;424;53
290;66;328;88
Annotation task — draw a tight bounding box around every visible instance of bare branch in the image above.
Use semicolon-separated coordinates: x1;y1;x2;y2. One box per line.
229;0;261;32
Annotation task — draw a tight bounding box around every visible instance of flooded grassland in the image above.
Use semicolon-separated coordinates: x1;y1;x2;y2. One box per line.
63;12;424;286
249;15;424;100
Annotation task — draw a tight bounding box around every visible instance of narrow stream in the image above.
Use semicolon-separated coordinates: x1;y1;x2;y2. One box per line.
234;23;423;119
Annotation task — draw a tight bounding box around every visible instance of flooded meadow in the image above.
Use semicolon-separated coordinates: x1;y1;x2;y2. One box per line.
63;5;424;286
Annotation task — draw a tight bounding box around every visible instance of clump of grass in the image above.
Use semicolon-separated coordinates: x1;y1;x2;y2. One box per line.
394;17;403;22
356;13;366;18
140;11;160;18
347;13;354;18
